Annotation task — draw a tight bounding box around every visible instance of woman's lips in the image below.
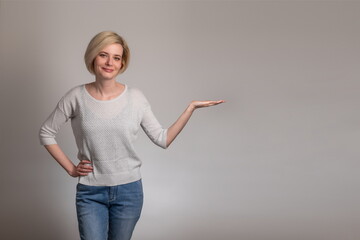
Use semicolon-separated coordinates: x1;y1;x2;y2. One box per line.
102;68;114;73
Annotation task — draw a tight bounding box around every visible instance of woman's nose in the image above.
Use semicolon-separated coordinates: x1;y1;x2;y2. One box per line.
106;57;113;66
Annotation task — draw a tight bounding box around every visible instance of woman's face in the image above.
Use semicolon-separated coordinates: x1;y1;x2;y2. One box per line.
94;43;124;80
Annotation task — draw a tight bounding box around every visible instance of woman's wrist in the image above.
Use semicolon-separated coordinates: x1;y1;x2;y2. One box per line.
187;102;196;113
68;165;78;178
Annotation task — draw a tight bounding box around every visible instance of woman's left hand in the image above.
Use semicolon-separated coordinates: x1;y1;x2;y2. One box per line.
166;99;226;147
189;100;226;111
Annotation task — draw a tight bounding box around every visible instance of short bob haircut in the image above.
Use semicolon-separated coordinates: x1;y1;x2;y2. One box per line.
84;31;130;75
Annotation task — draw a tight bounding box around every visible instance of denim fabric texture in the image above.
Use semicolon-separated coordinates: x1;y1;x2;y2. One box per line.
76;179;143;240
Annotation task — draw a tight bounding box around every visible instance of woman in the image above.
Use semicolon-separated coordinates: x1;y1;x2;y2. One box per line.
39;31;224;240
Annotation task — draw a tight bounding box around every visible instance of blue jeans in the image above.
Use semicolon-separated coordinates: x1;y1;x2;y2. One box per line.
76;179;143;240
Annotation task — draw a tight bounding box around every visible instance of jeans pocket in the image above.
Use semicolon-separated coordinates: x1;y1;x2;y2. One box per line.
76;183;88;192
76;183;94;200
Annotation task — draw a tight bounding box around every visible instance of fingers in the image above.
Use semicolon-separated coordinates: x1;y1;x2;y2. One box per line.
209;100;225;106
80;160;92;164
77;160;94;176
194;100;226;108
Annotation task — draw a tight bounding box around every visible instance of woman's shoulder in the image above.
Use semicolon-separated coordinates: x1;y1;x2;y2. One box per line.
126;86;146;99
60;84;85;102
59;84;84;101
126;86;151;107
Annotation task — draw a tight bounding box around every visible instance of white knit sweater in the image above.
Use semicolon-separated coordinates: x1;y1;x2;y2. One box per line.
39;84;168;186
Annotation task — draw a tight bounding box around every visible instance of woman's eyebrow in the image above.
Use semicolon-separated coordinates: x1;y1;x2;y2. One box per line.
99;51;122;57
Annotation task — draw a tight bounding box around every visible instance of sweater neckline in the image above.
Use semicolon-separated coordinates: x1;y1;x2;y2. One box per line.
83;84;127;103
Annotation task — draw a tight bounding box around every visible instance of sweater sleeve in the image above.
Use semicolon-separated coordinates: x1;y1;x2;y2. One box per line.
140;98;168;149
39;91;75;146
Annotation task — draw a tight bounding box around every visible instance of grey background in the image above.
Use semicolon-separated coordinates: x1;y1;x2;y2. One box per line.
1;1;359;240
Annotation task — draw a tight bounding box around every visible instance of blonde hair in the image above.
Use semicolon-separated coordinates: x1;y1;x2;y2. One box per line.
84;31;130;75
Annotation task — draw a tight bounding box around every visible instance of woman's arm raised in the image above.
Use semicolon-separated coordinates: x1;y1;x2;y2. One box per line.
166;100;225;147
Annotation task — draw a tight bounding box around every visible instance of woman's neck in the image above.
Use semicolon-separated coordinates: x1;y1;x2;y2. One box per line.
91;80;122;97
85;80;125;100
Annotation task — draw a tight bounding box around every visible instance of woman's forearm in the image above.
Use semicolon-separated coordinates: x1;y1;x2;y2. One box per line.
166;104;195;147
44;144;77;177
166;99;225;148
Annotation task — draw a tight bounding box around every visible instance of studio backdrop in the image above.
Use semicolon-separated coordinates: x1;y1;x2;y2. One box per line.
0;1;360;240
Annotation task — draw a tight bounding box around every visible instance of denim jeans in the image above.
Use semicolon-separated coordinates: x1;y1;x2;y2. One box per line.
76;179;143;240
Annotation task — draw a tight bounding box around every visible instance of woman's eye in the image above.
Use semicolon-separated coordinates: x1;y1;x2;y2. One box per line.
114;57;121;61
99;53;107;58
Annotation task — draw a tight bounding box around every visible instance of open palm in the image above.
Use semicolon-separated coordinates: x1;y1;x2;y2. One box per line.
191;100;225;109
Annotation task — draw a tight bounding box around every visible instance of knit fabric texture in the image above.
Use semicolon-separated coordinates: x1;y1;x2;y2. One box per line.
39;84;168;186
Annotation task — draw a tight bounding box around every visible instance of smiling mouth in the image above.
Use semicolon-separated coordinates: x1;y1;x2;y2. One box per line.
102;68;114;73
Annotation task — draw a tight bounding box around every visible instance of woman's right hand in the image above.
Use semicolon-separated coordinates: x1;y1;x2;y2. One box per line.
69;160;93;177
